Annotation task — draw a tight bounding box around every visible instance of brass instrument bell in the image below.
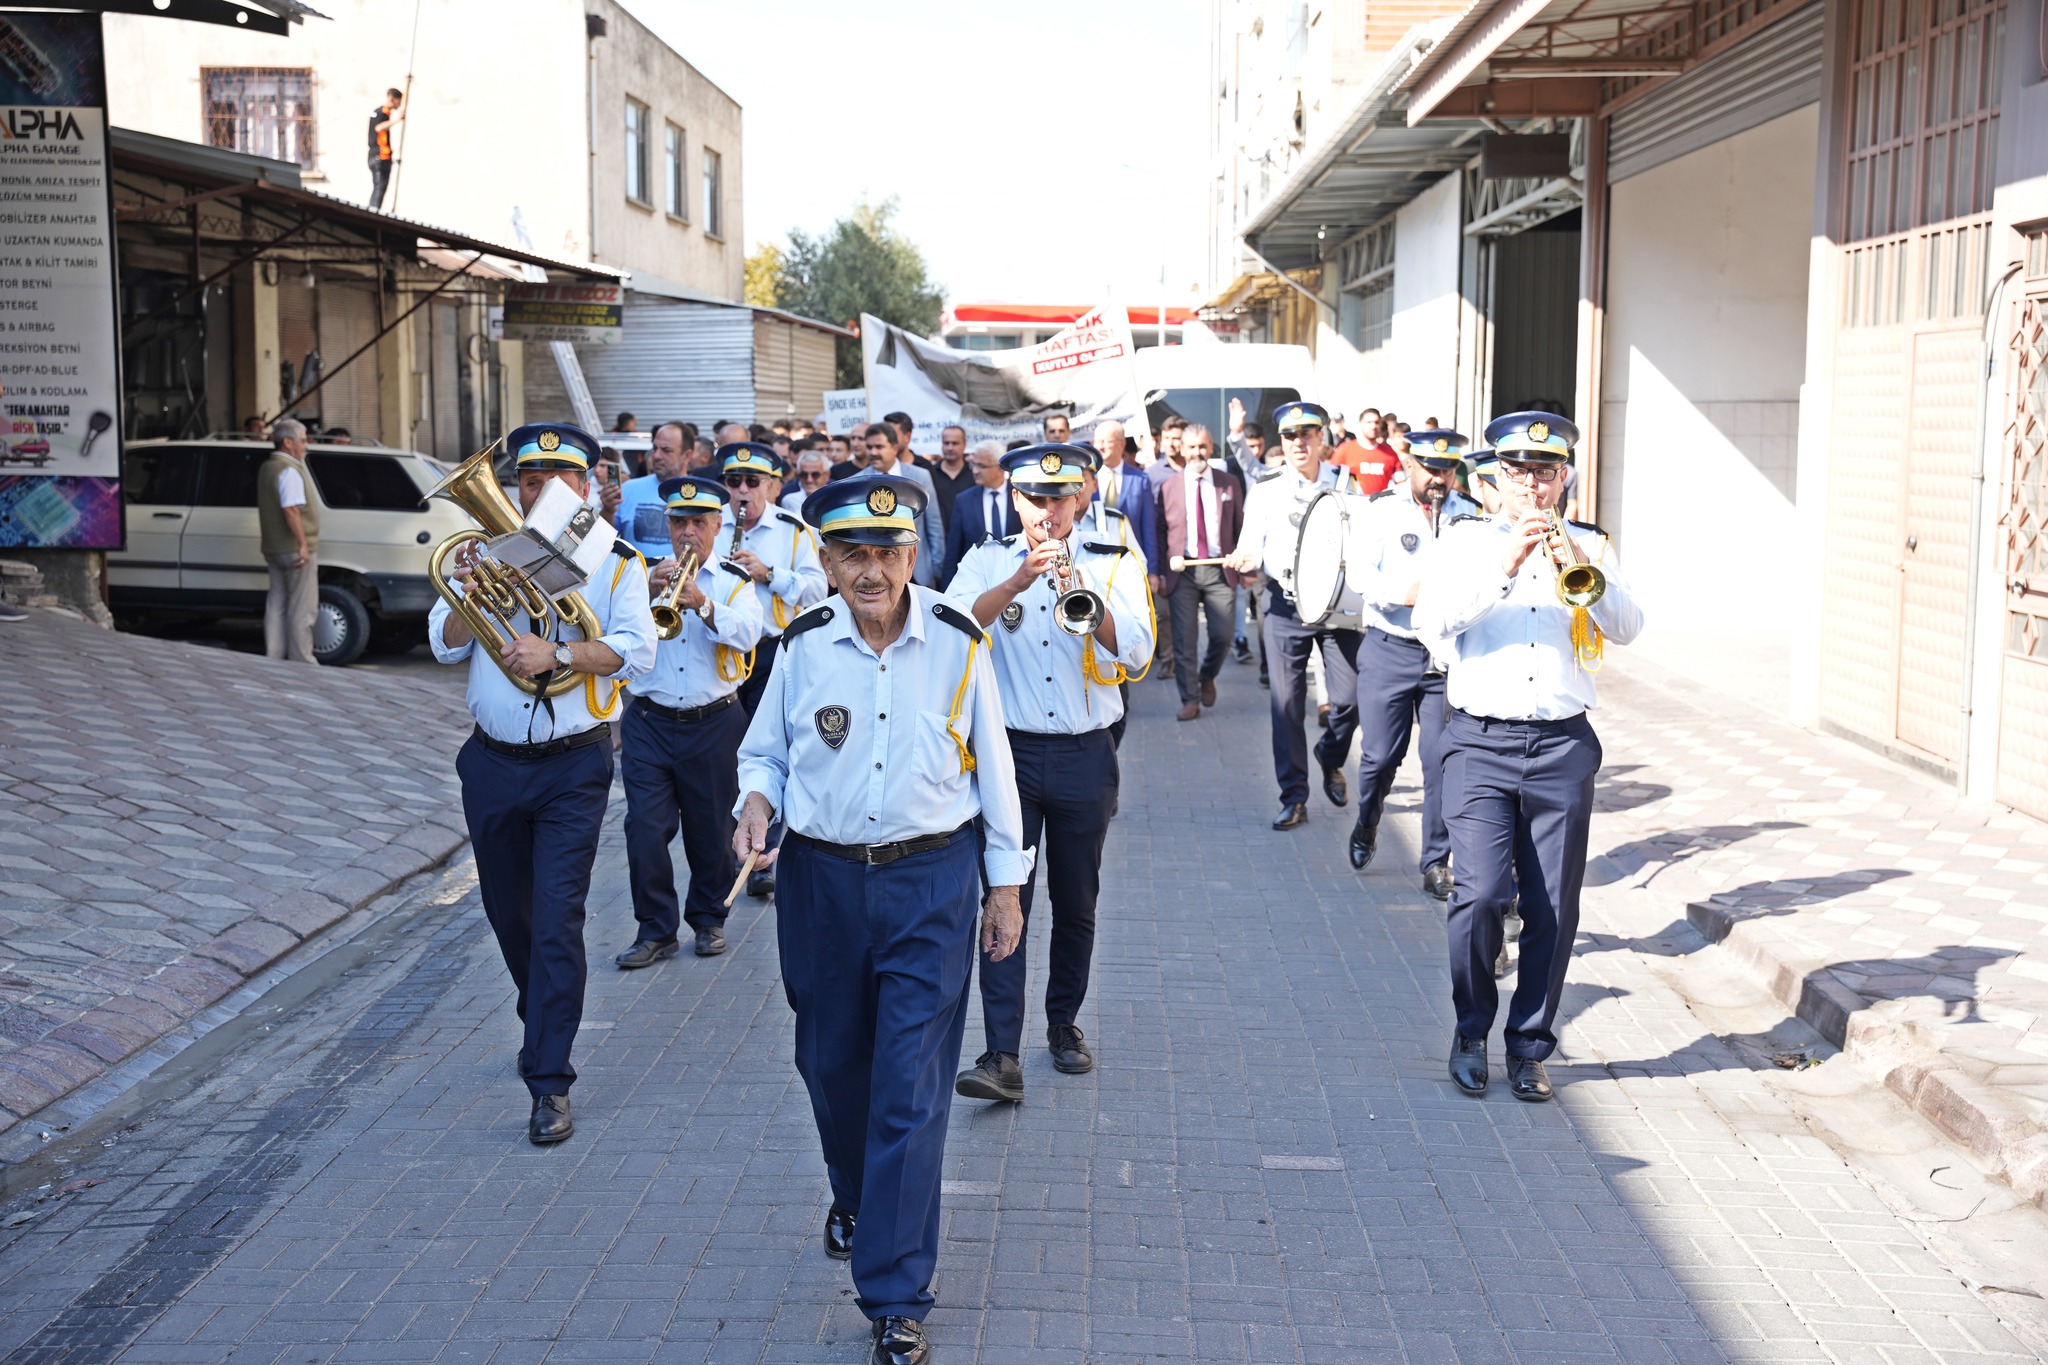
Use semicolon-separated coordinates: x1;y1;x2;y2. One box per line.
1547;510;1606;609
649;549;702;640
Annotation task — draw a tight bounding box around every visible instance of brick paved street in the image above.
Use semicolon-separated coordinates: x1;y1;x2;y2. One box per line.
2;649;2045;1364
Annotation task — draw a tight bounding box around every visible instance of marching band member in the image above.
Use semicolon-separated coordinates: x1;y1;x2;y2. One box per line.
615;476;765;968
428;423;657;1145
947;444;1154;1100
734;475;1029;1365
1414;413;1643;1103
1346;430;1476;897
719;441;828;899
1224;401;1361;830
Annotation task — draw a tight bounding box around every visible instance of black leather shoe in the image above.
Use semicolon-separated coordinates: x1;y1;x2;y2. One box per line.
1320;763;1348;807
824;1205;856;1261
1449;1035;1488;1096
1271;802;1308;831
613;937;679;970
1347;820;1377;870
1508;1057;1553;1102
870;1316;929;1365
1422;862;1454;901
1048;1023;1093;1074
694;925;727;956
528;1094;572;1144
746;871;774;899
954;1050;1023;1102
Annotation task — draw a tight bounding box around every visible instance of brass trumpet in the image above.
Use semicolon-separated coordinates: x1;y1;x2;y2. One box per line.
1051;541;1106;637
649;549;702;640
423;443;607;698
1547;510;1606;609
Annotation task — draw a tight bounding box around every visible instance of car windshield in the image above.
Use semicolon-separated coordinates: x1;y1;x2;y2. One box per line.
308;453;427;511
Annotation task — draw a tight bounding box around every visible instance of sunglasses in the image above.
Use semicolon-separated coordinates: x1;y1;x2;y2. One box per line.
723;473;767;489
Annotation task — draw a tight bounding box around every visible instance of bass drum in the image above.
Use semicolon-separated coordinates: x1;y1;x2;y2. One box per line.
1291;488;1364;631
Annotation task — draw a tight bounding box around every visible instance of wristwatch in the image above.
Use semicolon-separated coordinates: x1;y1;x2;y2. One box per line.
553;643;574;669
694;598;715;622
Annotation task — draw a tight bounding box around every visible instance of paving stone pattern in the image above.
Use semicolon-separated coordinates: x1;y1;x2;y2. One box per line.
1587;660;2048;1211
0;668;2035;1362
0;613;471;1136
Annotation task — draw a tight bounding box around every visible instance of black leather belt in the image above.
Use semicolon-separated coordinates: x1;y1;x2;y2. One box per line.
633;692;738;724
786;821;973;866
470;724;610;759
1451;708;1581;730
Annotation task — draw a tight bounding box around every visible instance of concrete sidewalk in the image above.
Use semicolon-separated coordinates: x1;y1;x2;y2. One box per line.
0;610;471;1143
1587;651;2048;1210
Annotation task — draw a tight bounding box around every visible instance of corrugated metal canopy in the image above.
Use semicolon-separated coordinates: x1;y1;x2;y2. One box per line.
1239;27;1490;272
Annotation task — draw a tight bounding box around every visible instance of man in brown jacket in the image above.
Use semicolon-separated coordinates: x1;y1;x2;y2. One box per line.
257;419;319;663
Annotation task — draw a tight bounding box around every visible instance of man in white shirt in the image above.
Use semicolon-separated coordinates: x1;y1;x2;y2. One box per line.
256;419;319;663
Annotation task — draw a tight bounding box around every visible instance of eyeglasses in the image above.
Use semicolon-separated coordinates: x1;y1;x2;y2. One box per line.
1497;462;1564;485
723;473;766;489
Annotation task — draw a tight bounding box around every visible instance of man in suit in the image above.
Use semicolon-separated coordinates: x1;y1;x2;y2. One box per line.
1154;424;1243;723
1086;420;1154;563
942;441;1019;585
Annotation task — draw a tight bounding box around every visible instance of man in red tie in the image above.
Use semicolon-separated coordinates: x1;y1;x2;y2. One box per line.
1152;424;1243;721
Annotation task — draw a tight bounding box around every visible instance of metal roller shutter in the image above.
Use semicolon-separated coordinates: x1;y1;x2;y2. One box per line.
574;296;756;430
1607;2;1823;184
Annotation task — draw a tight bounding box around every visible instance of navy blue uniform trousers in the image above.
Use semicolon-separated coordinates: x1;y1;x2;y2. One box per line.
455;734;611;1098
1260;587;1362;806
978;728;1117;1056
620;696;745;940
1440;710;1602;1059
777;829;981;1322
1353;626;1451;871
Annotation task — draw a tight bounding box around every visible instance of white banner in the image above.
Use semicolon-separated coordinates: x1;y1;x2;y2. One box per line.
860;304;1141;451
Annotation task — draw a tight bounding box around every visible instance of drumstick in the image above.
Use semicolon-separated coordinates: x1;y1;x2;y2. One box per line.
1168;555;1232;571
724;850;760;908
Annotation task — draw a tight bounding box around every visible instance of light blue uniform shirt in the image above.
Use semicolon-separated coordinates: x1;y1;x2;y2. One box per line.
1233;463;1345;598
429;547;659;743
1350;486;1477;638
613;473;676;559
720;504;828;639
626;562;766;710
735;585;1034;887
1413;514;1645;721
946;533;1156;735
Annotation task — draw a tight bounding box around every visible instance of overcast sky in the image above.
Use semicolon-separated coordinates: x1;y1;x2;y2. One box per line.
627;0;1216;311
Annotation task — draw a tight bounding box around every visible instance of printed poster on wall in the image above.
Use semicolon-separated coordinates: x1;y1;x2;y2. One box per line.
0;10;121;550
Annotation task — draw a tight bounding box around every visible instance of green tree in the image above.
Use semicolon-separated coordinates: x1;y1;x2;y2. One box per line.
743;242;784;308
770;199;944;388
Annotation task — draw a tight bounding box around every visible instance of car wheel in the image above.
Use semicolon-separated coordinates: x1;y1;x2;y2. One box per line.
314;585;372;666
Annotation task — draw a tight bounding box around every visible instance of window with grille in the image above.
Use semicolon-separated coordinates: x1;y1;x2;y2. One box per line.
1842;0;2005;243
202;68;315;168
2005;268;2048;658
664;123;686;219
624;99;651;206
702;147;723;238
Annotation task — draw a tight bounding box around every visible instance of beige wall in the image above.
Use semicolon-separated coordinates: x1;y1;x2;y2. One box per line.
590;0;743;299
102;0;741;298
1601;105;1817;628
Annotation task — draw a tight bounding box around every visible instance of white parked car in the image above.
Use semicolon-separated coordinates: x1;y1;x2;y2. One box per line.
110;437;474;665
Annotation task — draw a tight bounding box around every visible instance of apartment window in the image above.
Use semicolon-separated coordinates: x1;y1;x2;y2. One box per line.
1842;0;2005;241
202;68;316;168
702;147;724;237
664;123;686;219
624;98;651;206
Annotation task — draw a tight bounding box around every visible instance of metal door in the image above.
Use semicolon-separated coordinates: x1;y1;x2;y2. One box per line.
1894;327;1980;759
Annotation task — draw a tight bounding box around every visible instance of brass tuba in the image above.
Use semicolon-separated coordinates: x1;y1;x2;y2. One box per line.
649;549;701;640
423;442;608;698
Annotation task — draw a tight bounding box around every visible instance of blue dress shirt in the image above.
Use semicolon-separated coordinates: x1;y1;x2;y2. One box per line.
626;562;766;710
720;505;828;638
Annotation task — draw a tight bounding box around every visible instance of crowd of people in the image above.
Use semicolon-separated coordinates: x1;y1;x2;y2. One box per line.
426;397;1637;1365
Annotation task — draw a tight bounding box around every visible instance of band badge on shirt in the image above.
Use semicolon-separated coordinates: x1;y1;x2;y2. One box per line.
1288;511;1304;529
1000;602;1024;633
1401;532;1420;553
814;705;851;750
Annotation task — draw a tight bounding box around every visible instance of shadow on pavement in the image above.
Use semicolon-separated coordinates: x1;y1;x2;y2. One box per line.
1590;819;1806;888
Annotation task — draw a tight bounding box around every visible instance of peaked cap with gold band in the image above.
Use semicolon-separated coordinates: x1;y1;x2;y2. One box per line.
1484;411;1579;463
717;441;789;479
507;421;600;472
658;474;730;517
1270;400;1330;434
801;473;926;546
1002;442;1099;497
1403;428;1469;469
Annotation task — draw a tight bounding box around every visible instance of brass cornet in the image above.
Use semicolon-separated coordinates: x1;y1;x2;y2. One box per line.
423;443;607;698
649;549;701;640
1051;540;1105;637
1546;510;1606;609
